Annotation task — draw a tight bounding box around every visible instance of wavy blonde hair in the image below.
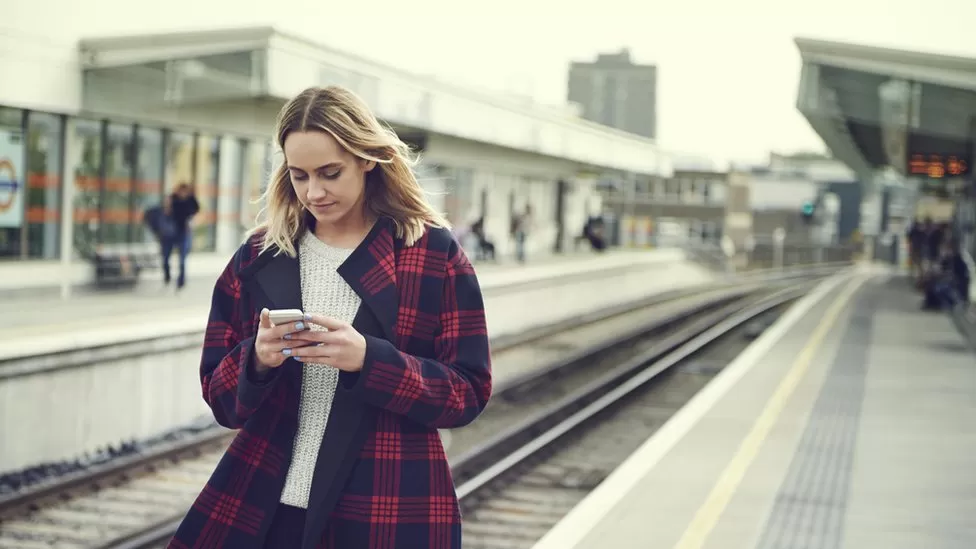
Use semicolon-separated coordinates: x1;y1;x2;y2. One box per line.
250;85;449;256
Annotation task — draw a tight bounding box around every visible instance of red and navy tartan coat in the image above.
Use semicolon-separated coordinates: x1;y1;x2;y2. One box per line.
169;218;492;549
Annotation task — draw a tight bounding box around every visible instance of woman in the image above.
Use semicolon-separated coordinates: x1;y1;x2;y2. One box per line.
170;86;492;549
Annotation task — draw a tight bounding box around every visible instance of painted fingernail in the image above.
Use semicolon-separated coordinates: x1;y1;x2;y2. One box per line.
283;334;292;340
304;312;313;321
282;348;292;356
295;322;305;331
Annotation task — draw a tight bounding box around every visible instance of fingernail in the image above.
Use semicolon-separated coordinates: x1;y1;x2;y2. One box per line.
282;348;292;356
283;334;292;340
304;312;312;321
295;322;305;330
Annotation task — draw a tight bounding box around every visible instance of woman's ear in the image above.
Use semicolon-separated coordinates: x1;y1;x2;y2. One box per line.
362;159;377;173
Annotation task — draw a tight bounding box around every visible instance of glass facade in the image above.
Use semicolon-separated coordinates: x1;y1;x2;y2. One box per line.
103;123;136;246
0;105;271;262
194;134;219;252
26;112;64;259
72;119;102;259
134;127;164;243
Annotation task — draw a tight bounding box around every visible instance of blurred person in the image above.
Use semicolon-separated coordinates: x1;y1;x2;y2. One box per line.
923;238;970;310
511;204;532;263
906;217;926;285
161;183;200;289
170;86;492;549
582;215;607;252
923;218;942;273
471;216;495;261
143;198;175;244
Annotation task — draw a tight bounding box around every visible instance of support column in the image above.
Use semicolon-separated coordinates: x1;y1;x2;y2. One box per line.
858;172;884;262
58;118;77;300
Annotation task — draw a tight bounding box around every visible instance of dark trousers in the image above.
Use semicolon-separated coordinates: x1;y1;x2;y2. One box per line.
264;504;307;548
161;231;191;287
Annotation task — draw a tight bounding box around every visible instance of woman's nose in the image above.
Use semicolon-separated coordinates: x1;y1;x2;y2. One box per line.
306;178;329;200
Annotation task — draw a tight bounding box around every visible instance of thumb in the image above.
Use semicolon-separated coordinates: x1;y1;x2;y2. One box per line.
259;308;272;329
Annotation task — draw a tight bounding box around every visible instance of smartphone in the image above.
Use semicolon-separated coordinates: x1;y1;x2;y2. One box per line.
269;309;306;326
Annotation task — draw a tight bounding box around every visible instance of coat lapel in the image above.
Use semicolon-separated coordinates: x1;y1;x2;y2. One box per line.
239;245;304;313
336;218;399;342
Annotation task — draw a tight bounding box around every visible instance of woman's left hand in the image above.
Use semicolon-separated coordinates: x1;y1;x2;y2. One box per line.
286;315;367;372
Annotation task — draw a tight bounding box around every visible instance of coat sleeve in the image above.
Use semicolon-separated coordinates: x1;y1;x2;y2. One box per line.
349;238;492;429
200;246;281;429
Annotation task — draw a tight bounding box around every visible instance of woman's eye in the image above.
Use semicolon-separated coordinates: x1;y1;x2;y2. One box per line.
290;173;308;182
323;171;341;180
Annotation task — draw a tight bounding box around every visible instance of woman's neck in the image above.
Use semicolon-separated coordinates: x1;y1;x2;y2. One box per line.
312;211;374;249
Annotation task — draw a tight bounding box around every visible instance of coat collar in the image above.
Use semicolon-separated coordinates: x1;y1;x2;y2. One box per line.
239;217;400;342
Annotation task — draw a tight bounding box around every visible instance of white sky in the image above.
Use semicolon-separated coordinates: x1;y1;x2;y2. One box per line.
8;0;976;165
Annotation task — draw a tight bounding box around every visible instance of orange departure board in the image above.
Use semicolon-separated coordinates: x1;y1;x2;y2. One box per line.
908;154;969;178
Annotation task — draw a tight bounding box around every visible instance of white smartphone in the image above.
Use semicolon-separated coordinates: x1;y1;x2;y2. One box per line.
269;309;305;326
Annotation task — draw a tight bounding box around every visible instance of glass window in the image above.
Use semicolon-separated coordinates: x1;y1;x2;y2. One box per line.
26;112;63;259
0;107;25;258
164;131;194;248
134;127;164;243
72;119;102;259
241;138;270;239
102;123;135;246
222;137;245;242
165;132;195;193
193;134;219;252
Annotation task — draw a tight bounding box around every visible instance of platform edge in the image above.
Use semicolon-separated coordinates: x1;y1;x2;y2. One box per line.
529;268;860;549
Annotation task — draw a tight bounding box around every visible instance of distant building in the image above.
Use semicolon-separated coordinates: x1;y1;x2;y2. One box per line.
567;49;657;140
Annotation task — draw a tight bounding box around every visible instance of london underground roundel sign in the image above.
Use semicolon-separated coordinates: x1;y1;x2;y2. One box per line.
0;159;19;213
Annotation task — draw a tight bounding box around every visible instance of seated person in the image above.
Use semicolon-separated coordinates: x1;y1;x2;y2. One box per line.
923;242;970;310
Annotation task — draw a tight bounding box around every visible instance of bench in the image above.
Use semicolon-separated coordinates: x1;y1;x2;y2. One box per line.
92;243;160;289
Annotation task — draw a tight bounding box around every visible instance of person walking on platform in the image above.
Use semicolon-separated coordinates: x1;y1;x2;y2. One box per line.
170;86;492;549
161;183;199;290
511;204;532;263
907;217;927;285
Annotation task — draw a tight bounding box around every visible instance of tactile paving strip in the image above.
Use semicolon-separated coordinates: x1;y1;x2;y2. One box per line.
754;290;876;549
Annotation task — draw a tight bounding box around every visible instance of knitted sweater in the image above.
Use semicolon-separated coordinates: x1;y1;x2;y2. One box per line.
279;232;361;508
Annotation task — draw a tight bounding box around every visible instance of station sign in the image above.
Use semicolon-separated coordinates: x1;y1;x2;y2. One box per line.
907;153;969;178
0;129;24;229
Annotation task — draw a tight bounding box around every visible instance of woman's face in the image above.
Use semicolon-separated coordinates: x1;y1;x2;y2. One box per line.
283;130;375;228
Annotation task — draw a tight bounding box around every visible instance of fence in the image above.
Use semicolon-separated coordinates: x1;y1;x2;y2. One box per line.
683;235;858;273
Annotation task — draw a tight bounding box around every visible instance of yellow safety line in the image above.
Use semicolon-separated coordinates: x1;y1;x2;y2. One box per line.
672;273;868;549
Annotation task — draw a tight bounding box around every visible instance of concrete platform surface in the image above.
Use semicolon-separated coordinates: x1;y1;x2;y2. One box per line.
533;270;976;549
0;248;691;359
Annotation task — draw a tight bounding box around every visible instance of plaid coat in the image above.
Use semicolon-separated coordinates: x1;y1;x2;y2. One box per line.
169;218;492;549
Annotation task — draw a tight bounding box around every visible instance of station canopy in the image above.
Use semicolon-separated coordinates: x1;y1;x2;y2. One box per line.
795;37;976;191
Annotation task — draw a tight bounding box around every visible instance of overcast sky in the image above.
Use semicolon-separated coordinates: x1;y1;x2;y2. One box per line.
7;0;976;165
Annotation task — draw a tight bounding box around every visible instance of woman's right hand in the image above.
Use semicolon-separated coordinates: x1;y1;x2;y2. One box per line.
254;308;307;373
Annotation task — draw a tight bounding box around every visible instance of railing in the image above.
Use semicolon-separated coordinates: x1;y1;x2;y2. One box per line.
683;236;858;273
748;239;858;270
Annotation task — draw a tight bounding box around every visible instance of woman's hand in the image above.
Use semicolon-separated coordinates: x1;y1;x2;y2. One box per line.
254;308;310;373
284;315;367;372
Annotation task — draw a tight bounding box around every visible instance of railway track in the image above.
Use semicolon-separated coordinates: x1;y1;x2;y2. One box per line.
0;274;822;549
453;284;807;549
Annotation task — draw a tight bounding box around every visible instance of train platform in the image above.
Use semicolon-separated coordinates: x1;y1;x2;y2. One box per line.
0;248;695;358
533;268;976;549
0;247;719;474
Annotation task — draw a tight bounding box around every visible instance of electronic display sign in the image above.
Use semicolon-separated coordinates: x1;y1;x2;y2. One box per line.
907;154;969;178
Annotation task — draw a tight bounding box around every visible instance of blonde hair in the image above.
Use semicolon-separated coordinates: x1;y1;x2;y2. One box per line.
250;86;449;256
